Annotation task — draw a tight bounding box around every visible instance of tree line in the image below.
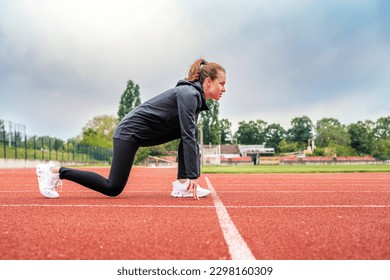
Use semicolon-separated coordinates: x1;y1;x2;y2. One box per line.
76;80;390;161
233;116;390;160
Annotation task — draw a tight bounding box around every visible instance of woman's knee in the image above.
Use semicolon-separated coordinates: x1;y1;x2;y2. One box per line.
105;183;126;197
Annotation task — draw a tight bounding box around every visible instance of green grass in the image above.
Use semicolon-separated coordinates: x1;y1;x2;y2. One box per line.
201;164;390;174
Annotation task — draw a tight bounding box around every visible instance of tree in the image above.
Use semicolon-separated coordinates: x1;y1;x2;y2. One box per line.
80;115;117;148
235;120;267;145
278;139;298;153
53;138;64;151
118;80;141;120
371;138;390;160
287;116;313;148
315;118;350;147
264;123;286;152
348;120;375;155
219;118;232;144
134;147;151;164
373;116;390;139
200;99;220;145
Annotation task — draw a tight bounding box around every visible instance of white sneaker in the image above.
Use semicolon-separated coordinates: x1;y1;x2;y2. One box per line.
36;161;62;198
170;180;210;198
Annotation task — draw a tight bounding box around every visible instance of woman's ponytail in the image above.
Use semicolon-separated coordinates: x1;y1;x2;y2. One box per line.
185;58;225;84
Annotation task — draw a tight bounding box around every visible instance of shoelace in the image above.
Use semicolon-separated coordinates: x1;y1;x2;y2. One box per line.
49;162;63;191
54;176;63;191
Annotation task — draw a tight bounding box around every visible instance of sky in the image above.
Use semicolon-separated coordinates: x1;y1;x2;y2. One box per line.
1;0;389;140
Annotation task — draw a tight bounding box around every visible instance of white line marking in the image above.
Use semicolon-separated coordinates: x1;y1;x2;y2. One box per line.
206;177;256;260
0;204;214;208
1;204;390;208
0;190;174;193
217;190;390;193
2;190;390;194
226;205;390;208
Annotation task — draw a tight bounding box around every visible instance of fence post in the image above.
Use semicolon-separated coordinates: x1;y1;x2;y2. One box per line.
42;137;44;160
3;130;6;158
49;138;51;160
25;135;27;160
34;136;36;160
14;131;17;159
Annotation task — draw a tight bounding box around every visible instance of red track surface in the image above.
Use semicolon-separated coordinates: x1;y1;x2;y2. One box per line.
1;167;389;260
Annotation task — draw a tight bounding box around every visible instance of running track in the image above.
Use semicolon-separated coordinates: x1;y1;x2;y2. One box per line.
1;167;389;260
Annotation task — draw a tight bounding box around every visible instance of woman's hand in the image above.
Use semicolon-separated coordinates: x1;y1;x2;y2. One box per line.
187;179;199;200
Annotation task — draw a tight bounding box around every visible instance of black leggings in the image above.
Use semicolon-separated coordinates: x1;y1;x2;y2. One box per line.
59;138;139;197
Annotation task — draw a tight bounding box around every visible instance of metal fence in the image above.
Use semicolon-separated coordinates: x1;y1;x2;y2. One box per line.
0;119;113;163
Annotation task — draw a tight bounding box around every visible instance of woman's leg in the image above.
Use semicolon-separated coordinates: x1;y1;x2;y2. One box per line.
59;138;139;197
177;140;187;180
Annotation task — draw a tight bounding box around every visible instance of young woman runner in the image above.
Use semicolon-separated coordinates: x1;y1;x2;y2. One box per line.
36;58;226;200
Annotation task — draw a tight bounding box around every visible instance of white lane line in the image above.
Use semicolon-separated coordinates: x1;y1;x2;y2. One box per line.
0;190;176;193
215;190;390;193
3;190;390;194
0;204;215;208
1;204;389;208
205;177;256;260
227;205;390;208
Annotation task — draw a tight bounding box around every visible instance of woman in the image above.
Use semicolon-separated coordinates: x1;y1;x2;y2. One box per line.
36;58;226;200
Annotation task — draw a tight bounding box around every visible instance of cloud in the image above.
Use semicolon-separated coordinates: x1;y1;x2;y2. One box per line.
1;0;202;138
0;0;389;140
215;0;390;130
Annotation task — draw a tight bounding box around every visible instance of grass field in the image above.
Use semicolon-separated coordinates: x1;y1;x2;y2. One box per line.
201;164;390;174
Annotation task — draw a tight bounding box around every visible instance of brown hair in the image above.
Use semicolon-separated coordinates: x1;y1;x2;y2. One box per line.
186;58;225;84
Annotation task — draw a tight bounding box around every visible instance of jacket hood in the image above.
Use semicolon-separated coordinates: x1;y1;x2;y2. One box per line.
176;79;209;111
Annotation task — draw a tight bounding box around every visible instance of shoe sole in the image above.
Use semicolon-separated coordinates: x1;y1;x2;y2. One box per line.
170;190;210;198
40;189;59;198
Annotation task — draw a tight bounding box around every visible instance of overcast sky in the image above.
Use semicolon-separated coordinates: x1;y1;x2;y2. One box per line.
1;0;389;140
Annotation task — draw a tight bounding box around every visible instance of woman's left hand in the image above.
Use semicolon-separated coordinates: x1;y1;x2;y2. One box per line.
187;179;199;200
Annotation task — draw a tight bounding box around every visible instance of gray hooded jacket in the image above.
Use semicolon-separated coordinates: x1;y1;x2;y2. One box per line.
113;80;209;179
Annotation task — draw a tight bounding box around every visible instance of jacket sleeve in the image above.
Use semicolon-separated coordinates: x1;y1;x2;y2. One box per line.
177;88;200;179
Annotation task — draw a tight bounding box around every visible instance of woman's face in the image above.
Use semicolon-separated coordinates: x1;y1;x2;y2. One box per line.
203;71;226;101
